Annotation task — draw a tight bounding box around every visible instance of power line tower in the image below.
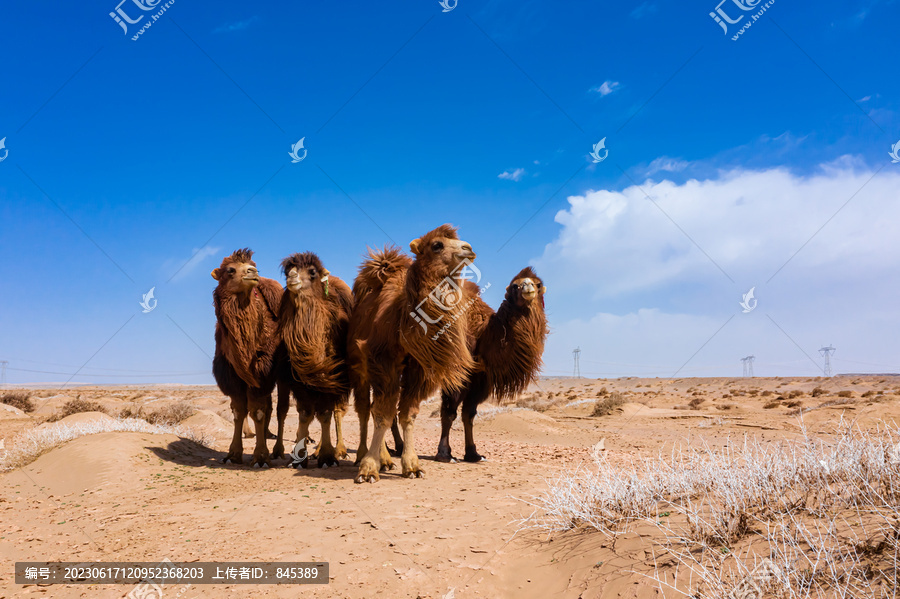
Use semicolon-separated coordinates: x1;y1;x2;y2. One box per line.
741;355;755;377
572;347;581;378
0;361;7;386
819;345;836;377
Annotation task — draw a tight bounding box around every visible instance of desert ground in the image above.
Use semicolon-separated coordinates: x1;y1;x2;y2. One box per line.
1;375;899;598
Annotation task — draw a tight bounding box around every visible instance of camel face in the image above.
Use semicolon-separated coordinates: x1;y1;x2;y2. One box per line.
285;265;320;297
508;273;545;308
219;261;260;294
411;235;476;275
212;249;261;296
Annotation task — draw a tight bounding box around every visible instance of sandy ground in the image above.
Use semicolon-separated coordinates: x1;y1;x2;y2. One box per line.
1;375;899;598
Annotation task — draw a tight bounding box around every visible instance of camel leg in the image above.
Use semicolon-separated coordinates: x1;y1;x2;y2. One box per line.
462;399;485;463
389;416;404;456
436;390;461;463
292;403;316;468
242;415;255;438
354;386;370;466
333;402;348;460
316;410;338;468
248;392;271;468
356;420;390;483
224;396;246;464
399;407;424;479
272;381;290;459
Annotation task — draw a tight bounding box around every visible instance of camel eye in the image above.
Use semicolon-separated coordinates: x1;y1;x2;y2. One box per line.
431;241;444;252
309;268;317;278
227;267;236;275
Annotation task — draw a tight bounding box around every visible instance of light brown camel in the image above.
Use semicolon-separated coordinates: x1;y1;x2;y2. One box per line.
348;225;476;483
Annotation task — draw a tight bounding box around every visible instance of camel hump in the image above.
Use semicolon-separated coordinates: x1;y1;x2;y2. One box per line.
353;245;412;298
327;275;354;314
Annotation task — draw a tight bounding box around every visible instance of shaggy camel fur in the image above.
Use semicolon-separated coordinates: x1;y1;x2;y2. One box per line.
435;267;547;462
348;225;476;483
211;248;287;467
274;252;353;467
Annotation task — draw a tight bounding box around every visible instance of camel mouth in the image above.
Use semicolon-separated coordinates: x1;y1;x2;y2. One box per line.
243;276;260;285
521;290;537;301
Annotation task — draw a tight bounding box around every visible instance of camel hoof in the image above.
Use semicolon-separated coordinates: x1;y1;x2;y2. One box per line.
355;474;379;484
403;470;425;479
435;454;457;464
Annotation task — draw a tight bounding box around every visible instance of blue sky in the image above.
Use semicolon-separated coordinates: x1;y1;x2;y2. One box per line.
1;0;898;384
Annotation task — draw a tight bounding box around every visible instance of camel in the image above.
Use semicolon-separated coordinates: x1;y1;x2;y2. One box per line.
273;252;353;467
211;248;286;467
432;267;548;462
348;225;476;483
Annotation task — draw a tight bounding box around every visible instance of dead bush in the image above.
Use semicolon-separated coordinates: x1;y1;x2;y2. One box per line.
48;398;109;422
811;387;826;397
763;401;781;409
591;392;626;417
144;401;196;425
785;390;804;399
0;390;35;413
761;390;773;397
838;390;854;398
688;397;705;410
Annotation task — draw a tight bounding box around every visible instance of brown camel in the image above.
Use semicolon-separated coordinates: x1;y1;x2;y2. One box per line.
211;248;286;467
273;252;353;467
348;225;476;483
434;267;548;462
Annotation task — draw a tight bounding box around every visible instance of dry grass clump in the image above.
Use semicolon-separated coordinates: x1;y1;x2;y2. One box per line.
145;401;196;425
811;387;827;397
785;390;804;399
0;390;35;413
520;421;900;598
0;418;214;472
761;390;773;397
515;392;560;413
47;398;109;422
838;390;854;398
591;392;626;417
763;400;781;409
688;397;705;410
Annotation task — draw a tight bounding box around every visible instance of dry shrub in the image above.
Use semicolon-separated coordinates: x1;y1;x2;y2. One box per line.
785;390;804;399
145;401;196;425
785;400;802;408
811;387;826;397
596;387;609;397
761;390;773;397
861;390;875;398
716;403;736;411
838;390;854;398
591;392;626;417
688;397;705;410
748;390;759;396
0;390;35;413
763;401;781;409
520;422;900;598
48;398;109;422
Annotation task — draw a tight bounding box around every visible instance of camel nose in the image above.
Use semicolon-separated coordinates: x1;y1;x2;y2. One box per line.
457;242;476;259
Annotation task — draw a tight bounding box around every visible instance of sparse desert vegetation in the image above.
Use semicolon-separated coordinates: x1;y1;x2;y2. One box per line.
0;389;34;413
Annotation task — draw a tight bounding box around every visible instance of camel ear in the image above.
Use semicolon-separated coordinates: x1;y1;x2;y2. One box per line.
409;238;422;255
211;269;220;280
321;268;330;278
541;285;547;295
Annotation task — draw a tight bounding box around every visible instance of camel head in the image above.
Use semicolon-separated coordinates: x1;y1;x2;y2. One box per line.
211;248;260;296
409;224;476;278
281;252;330;299
506;267;546;309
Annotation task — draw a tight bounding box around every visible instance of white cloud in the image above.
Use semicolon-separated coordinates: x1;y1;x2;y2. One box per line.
164;246;222;281
646;156;689;175
498;168;526;182
592;81;622;97
534;163;900;377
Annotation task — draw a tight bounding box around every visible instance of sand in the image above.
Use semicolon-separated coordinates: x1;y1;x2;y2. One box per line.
1;376;898;597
